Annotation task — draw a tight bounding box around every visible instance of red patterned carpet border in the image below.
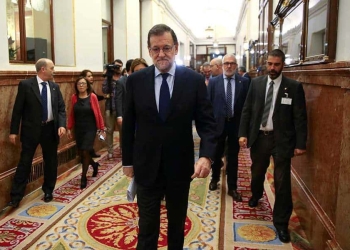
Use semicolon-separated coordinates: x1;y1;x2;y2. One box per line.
0;146;122;250
226;148;312;250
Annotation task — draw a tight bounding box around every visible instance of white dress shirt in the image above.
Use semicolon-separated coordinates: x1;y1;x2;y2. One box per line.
37;76;53;122
259;74;282;131
154;63;176;111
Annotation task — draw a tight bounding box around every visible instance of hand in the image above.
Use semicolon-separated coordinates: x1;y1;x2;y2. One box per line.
123;166;134;177
58;127;66;137
67;130;72;139
99;130;106;138
294;148;306;156
9;134;17;145
117;117;123;126
239;137;248;148
191;157;211;179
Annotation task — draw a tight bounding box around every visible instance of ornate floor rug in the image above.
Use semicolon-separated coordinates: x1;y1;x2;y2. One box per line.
27;170;222;250
223;148;312;250
0;145;123;250
0;130;312;249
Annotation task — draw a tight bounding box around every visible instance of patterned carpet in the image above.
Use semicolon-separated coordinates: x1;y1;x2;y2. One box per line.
0;130;313;249
223;148;312;250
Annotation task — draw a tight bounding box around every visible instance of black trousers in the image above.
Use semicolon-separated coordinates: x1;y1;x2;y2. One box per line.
211;120;240;190
10;122;58;201
136;173;191;250
250;132;293;230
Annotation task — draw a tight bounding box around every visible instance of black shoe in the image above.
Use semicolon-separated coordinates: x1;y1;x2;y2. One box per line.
228;190;242;202
7;200;20;208
277;229;291;243
44;193;53;203
91;153;101;158
92;162;100;177
209;180;219;191
248;197;259;207
80;176;87;189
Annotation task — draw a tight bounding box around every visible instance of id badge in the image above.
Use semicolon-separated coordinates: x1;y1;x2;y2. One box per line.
281;97;292;105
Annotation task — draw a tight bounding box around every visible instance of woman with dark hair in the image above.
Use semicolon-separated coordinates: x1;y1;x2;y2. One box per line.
80;70;104;158
130;58;149;73
67;77;106;189
80;69;104;101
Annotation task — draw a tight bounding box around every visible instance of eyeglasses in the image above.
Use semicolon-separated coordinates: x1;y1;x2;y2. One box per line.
77;82;87;86
149;45;174;54
223;62;237;66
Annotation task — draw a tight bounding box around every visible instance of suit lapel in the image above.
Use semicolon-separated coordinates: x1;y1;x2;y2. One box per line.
218;75;226;103
234;74;242;106
144;66;158;115
31;77;42;104
48;81;55;108
273;76;287;116
259;76;268;108
167;66;185;119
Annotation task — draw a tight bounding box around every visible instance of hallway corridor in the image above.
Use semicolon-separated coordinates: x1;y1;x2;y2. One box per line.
0;132;312;250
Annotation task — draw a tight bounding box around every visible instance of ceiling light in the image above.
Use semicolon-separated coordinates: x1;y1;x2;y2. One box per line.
205;26;214;39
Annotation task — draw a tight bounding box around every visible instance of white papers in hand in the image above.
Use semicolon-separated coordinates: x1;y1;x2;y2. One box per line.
127;177;137;202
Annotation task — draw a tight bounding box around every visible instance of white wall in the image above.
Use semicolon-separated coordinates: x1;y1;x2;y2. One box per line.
101;0;111;22
336;0;350;61
140;0;194;66
73;0;103;71
113;0;142;63
235;0;259;69
53;0;74;67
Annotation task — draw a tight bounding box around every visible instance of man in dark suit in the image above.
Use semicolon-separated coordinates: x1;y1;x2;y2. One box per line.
8;58;66;208
115;59;134;125
238;66;251;84
238;66;250;80
207;54;249;201
122;24;217;250
238;49;307;243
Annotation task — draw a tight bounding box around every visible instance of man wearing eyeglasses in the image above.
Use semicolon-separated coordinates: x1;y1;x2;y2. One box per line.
122;24;217;250
207;54;249;202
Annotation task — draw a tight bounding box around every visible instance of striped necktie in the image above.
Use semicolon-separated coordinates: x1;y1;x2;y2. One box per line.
261;81;274;127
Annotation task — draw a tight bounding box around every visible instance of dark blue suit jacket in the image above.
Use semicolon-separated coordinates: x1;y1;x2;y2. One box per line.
207;73;249;137
122;65;217;186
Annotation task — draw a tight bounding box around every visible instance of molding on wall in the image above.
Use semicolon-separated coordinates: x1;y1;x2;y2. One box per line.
292;167;342;250
283;62;350;89
292;167;335;236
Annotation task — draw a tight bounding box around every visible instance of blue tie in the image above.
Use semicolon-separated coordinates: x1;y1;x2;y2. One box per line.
159;73;170;121
41;82;48;122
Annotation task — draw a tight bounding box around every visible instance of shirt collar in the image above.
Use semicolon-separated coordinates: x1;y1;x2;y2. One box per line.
155;62;176;77
36;75;46;84
268;73;282;85
224;74;235;80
